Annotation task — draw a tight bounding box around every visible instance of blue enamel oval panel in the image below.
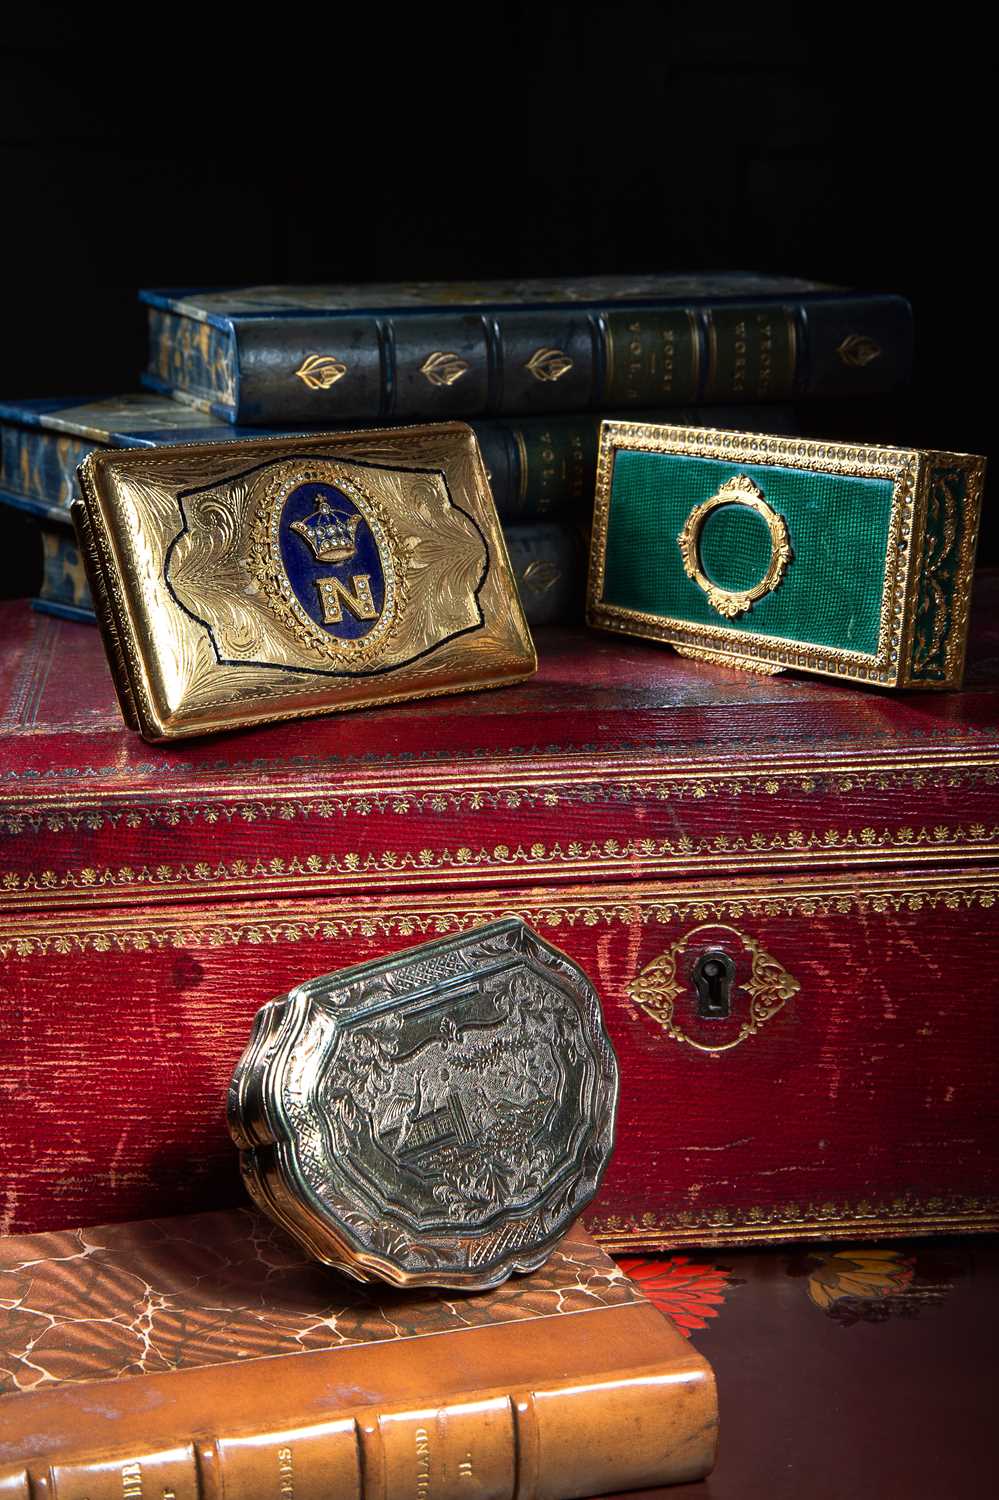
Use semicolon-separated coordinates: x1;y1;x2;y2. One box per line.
279;481;385;641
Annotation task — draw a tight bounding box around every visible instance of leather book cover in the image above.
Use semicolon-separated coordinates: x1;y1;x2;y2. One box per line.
0;1214;717;1491
138;273;912;424
1;584;998;1244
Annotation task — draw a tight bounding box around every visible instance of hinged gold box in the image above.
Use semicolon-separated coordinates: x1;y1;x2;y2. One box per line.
587;422;985;688
72;423;536;740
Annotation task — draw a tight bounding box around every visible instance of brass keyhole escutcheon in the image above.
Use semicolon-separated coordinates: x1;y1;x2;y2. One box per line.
677;474;792;619
692;950;735;1020
629;923;801;1054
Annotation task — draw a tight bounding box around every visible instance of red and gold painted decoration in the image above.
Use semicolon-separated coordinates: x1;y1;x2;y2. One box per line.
615;1255;737;1336
615;1241;965;1338
788;1242;963;1327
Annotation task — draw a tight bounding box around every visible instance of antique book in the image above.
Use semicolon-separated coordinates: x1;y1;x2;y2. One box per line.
0;1213;717;1489
0;392;798;527
587;421;986;689
9;503;588;629
139;273;912;424
504;522;588;625
2;587;998;1247
0;505;94;622
33;519;92;622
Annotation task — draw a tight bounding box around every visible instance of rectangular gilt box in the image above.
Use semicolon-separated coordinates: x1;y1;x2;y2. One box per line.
72;423;536;741
587;422;985;688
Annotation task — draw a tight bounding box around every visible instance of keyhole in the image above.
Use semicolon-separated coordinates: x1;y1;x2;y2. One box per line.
693;950;734;1020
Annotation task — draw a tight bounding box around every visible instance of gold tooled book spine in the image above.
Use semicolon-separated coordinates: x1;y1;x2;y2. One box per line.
0;1304;716;1491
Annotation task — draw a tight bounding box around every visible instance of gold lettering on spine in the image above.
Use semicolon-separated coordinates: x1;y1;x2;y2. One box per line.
315;574;378;625
415;1427;432;1500
609;318;678;401
625;320;644;401
659;323;675;396
731;319;748;394
756;313;773;397
277;1445;295;1499
121;1463;143;1500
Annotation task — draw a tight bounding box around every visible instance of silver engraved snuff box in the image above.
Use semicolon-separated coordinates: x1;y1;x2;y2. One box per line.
227;918;619;1289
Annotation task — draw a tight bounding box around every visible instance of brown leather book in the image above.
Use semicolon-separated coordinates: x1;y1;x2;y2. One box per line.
0;1210;717;1497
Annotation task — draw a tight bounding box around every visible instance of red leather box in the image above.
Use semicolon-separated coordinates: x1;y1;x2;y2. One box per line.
2;584;998;1248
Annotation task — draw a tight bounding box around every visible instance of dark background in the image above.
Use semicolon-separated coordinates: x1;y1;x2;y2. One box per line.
1;5;994;589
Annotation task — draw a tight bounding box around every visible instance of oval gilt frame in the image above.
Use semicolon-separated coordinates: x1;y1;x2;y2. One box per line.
677;474;792;619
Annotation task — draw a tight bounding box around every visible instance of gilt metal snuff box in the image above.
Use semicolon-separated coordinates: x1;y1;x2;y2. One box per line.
71;423;536;740
587;420;985;688
227;919;619;1289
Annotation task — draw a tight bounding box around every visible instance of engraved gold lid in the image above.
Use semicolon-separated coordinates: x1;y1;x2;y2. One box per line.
227;919;619;1289
72;423;536;741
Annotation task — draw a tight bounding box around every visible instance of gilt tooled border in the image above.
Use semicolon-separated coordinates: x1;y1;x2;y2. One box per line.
2;869;997;959
3;750;998;836
3;820;998;908
587;423;920;686
589;1193;999;1249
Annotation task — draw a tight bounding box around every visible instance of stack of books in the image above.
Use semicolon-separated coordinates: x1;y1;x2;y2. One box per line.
0;272;911;622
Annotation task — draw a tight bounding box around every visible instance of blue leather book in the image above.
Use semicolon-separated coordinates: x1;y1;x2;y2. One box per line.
0;395;285;524
140;273;913;425
0;393;798;527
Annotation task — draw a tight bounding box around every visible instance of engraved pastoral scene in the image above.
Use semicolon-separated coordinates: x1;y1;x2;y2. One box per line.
320;968;602;1230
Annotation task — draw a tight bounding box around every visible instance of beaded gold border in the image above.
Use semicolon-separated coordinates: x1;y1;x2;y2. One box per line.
4;746;997;834
586;422;952;687
590;1193;999;1250
249;458;405;664
2;867;996;959
3;818;997;912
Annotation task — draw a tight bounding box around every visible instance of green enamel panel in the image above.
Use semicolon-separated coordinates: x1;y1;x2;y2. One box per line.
697;504;773;591
602;450;896;655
